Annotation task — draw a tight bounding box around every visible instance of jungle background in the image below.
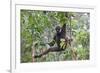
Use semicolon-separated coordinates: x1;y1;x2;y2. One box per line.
20;10;90;63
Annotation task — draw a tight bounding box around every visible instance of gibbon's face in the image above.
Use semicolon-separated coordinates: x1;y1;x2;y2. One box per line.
55;26;61;34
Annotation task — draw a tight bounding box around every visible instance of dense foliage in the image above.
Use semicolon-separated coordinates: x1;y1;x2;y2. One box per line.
20;10;90;63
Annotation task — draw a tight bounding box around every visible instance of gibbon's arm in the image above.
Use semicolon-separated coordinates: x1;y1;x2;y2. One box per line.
61;23;66;37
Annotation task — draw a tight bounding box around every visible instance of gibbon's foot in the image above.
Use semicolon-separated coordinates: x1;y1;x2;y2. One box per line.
34;55;42;58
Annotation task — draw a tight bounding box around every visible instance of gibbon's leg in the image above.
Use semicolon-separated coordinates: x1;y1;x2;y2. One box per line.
49;46;63;52
34;47;62;58
34;49;50;58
